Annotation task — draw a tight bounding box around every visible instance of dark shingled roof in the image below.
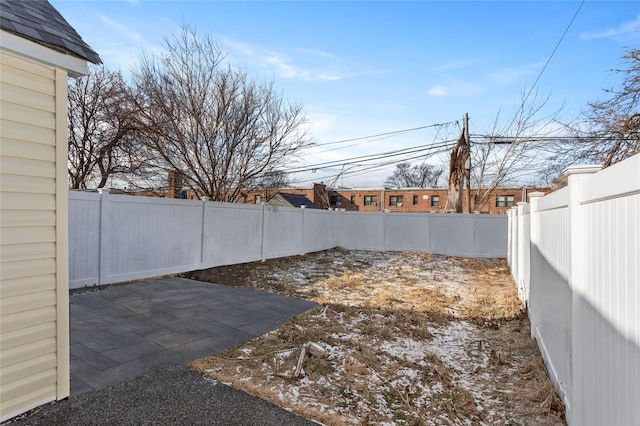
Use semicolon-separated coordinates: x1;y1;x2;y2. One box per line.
0;0;101;64
276;193;321;209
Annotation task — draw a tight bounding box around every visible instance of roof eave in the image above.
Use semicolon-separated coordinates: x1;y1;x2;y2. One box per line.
1;29;89;77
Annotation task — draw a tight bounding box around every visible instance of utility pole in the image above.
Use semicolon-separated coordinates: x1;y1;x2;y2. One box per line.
464;113;471;213
445;113;471;213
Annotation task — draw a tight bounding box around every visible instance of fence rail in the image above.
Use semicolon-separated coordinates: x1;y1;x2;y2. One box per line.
69;191;507;289
508;154;640;425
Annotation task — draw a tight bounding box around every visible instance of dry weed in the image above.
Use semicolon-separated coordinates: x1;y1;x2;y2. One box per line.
190;249;565;425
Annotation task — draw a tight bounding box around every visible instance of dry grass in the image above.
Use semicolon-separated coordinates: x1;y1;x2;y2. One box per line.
188;249;565;425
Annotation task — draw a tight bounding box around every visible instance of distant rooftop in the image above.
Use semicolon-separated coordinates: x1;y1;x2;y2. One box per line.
0;0;101;64
273;193;321;209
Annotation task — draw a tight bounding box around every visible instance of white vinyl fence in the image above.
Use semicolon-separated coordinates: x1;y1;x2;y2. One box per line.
69;190;507;289
508;153;640;425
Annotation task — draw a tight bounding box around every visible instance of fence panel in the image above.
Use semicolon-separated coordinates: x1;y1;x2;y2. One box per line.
515;203;530;305
340;212;386;251
574;156;640;426
430;214;474;256
100;194;203;284
508;209;518;280
262;205;304;260
69;194;509;288
384;213;430;252
528;188;572;408
202;202;263;268
472;214;510;258
68;191;100;288
302;208;338;253
509;153;640;425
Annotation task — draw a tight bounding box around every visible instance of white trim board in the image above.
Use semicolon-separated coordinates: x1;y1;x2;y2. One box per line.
0;29;88;77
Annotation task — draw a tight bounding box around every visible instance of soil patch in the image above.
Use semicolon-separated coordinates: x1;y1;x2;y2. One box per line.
187;249;564;425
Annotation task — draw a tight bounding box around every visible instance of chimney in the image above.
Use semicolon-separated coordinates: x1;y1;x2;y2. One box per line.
167;171;183;198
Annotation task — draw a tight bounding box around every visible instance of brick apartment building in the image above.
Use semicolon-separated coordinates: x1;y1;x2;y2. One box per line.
159;172;552;214
233;183;552;215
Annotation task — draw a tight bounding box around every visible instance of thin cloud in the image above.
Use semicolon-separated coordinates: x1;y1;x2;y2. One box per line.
263;52;344;82
91;13;168;75
427;85;448;97
581;14;640;42
222;38;255;57
306;113;337;134
489;62;542;86
427;80;484;97
223;37;380;83
295;48;336;59
98;14;146;45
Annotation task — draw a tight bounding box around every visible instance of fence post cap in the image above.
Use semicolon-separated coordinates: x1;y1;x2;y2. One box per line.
528;191;545;200
97;188;110;194
563;164;602;176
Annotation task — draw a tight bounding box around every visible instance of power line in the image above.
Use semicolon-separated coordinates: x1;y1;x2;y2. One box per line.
291;144;454;185
470;134;616;144
309;120;460;148
505;0;585;131
267;121;462;185
285;138;458;175
338;147;453;180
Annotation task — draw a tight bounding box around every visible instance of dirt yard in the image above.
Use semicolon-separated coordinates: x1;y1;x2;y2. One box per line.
187;249;565;425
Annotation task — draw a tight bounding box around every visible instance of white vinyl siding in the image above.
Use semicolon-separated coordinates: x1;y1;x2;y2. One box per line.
0;52;69;421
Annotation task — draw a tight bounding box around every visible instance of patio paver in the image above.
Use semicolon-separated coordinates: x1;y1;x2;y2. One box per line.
70;277;318;395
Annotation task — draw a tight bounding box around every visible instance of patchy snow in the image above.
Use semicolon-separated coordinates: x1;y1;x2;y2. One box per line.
379;337;432;365
192;249;565;425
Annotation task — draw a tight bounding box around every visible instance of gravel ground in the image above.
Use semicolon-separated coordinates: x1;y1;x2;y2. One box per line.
4;365;317;426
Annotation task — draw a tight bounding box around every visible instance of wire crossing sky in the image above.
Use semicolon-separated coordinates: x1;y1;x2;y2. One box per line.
52;0;640;187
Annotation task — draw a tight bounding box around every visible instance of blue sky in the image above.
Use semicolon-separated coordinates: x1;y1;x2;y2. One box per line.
52;0;639;187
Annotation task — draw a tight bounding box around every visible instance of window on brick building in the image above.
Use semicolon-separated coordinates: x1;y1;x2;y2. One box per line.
364;195;377;206
413;195;419;205
389;195;403;207
330;195;342;206
431;195;440;207
496;195;515;207
350;195;356;204
255;195;261;204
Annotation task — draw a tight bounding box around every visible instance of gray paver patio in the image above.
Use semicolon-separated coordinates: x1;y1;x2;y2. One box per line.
70;277;318;395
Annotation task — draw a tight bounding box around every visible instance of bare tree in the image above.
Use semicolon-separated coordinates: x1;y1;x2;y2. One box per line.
560;47;639;167
67;65;141;189
385;162;444;188
132;27;310;201
470;89;563;211
255;170;291;189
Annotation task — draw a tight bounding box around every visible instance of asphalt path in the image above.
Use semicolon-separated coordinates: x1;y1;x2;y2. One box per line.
4;365;317;426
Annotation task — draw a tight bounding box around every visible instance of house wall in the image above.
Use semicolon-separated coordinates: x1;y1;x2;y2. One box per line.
508;154;640;425
0;52;69;421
